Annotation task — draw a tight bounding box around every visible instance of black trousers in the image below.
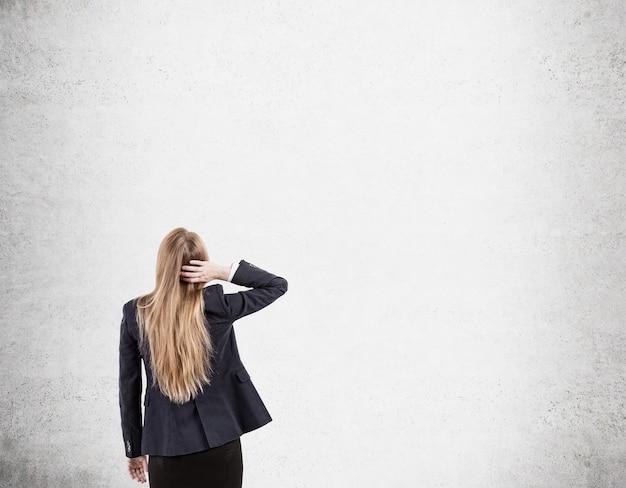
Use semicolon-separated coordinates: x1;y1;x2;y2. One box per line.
148;438;243;488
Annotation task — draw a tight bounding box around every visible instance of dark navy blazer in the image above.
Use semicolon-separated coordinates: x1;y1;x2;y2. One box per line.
119;260;288;458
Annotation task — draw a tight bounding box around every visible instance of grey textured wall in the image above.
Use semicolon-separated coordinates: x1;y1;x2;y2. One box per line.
1;1;625;487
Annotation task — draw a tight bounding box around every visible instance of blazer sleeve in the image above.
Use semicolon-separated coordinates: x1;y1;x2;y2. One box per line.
221;260;288;322
119;308;143;458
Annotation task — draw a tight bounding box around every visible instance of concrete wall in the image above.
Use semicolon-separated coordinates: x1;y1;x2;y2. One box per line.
1;1;624;486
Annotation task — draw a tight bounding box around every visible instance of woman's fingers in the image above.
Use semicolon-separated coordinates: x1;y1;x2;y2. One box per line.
181;261;212;283
180;261;224;283
127;457;148;483
180;270;205;282
135;468;146;483
180;270;202;277
181;264;203;272
181;276;201;283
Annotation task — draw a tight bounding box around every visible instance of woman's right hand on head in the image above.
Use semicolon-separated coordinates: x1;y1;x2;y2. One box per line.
181;260;231;283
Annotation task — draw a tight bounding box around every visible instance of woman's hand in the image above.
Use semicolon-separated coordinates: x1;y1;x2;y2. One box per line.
181;260;231;283
127;456;148;483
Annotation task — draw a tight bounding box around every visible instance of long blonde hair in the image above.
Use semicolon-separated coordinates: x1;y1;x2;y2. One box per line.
137;228;214;404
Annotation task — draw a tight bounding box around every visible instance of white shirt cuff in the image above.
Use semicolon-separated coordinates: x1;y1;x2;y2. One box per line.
227;261;240;282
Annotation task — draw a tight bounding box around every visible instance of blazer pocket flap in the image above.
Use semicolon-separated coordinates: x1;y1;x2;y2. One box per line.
235;369;250;382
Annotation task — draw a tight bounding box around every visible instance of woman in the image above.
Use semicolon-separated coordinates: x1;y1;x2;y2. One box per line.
119;228;288;487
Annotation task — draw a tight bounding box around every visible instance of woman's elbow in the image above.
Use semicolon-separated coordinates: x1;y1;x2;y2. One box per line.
277;277;288;295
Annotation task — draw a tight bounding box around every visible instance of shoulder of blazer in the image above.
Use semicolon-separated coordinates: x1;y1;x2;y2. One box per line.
202;284;230;318
122;298;141;339
123;299;138;321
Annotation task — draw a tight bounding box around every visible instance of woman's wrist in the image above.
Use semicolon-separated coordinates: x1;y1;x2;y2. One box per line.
218;263;232;281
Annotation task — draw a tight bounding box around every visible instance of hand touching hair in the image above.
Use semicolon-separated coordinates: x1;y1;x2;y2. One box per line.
180;260;232;284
